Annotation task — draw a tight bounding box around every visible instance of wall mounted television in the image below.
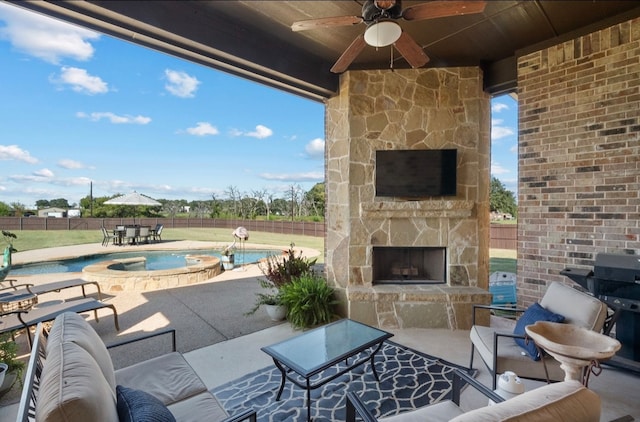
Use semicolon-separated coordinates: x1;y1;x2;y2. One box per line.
375;149;457;198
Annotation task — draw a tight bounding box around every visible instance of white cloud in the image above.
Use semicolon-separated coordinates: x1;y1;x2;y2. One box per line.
186;122;219;136
164;69;200;98
76;111;151;124
53;176;93;187
33;168;54;178
0;144;38;163
0;3;99;64
492;102;509;113
491;118;515;141
58;159;86;169
230;124;274;139
53;67;108;94
259;171;324;182
491;163;511;175
246;125;273;139
304;138;324;159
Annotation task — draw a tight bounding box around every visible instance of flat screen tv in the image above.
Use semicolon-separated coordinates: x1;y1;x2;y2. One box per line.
375;149;457;198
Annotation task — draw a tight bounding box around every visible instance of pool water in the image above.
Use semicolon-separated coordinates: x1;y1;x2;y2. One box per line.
11;249;278;275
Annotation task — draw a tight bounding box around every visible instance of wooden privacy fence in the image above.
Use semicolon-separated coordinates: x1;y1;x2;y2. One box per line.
490;224;517;250
0;218;516;248
0;217;326;238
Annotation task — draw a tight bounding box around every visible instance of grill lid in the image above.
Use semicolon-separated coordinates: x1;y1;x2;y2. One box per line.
593;253;640;283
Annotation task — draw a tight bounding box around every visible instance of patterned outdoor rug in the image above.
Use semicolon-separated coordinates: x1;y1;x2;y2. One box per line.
212;340;474;421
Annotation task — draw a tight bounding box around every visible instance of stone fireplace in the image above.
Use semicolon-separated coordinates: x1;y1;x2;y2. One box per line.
325;68;493;330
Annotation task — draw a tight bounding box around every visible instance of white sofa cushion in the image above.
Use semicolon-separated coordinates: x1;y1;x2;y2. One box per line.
36;341;118;422
380;401;463;421
167;391;230;422
115;352;208;406
47;311;117;390
469;325;565;381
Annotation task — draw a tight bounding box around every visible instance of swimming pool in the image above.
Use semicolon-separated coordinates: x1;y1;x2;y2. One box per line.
10;249;279;275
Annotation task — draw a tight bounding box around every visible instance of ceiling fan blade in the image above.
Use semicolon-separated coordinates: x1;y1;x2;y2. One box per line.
292;15;363;32
394;32;429;68
402;1;486;21
331;34;367;73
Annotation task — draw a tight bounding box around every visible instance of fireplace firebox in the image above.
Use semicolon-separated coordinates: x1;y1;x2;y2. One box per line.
372;247;446;285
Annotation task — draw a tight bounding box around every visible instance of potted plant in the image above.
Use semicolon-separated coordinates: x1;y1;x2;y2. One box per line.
0;332;25;395
220;244;235;270
279;273;338;329
245;280;287;321
246;243;317;320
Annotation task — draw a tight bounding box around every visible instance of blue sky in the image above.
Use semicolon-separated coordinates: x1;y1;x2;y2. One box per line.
0;3;517;208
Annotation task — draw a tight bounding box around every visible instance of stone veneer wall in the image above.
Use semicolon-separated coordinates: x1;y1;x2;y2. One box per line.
325;68;492;330
517;17;640;306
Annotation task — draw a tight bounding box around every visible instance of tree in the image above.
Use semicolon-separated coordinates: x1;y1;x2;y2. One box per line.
305;182;325;217
9;202;26;217
0;202;12;216
35;199;50;209
162;200;182;217
490;177;517;217
224;185;241;217
50;198;70;208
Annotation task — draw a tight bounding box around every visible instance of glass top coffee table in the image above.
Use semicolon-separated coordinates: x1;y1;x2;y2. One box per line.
261;319;393;421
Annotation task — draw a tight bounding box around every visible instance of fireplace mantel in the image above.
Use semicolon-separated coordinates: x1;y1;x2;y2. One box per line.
360;200;474;219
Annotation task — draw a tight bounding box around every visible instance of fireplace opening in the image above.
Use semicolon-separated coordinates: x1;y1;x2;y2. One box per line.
373;247;446;285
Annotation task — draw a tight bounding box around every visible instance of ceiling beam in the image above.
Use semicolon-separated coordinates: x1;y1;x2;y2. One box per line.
8;0;339;102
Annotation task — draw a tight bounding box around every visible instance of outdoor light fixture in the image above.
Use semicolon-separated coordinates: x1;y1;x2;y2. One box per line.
364;20;402;47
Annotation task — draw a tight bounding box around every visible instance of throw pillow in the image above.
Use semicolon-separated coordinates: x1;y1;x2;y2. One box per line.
116;385;176;422
513;302;565;360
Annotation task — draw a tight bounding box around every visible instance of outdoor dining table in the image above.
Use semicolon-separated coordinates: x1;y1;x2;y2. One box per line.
112;226;151;245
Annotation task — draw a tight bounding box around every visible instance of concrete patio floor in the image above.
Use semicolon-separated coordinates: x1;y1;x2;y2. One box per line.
1;241;638;421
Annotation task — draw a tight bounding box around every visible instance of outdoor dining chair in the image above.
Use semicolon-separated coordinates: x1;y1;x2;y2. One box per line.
123;227;138;245
138;226;151;244
101;227;118;247
152;224;163;242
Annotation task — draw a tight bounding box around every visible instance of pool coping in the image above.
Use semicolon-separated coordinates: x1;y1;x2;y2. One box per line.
82;254;223;292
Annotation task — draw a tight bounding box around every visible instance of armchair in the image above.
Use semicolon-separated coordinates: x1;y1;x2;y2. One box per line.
469;281;609;388
346;368;600;422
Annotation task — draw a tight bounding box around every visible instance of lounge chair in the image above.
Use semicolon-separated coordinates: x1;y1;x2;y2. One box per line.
2;278;103;301
0;298;119;347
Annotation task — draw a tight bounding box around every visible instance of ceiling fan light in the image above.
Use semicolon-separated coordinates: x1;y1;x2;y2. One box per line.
364;21;401;47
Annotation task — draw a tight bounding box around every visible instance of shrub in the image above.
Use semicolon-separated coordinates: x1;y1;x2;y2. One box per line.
259;244;317;289
279;273;338;329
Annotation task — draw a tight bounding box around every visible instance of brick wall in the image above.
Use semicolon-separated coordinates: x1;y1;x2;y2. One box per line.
517;17;640;306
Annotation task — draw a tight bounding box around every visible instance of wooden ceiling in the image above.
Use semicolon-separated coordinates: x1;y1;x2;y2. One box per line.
9;1;640;101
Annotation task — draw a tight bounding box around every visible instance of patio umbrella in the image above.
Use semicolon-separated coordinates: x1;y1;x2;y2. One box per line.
104;191;161;223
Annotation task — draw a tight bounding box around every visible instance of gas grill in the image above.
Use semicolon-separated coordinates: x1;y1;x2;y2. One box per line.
561;253;640;372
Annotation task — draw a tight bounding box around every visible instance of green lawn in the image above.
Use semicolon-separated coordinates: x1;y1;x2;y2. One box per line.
7;228;515;271
6;228;325;262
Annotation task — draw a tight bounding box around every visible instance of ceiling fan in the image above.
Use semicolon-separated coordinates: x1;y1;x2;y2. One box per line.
291;0;487;73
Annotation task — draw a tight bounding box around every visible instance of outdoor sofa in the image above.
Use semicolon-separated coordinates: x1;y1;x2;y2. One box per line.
346;369;600;421
16;312;256;422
